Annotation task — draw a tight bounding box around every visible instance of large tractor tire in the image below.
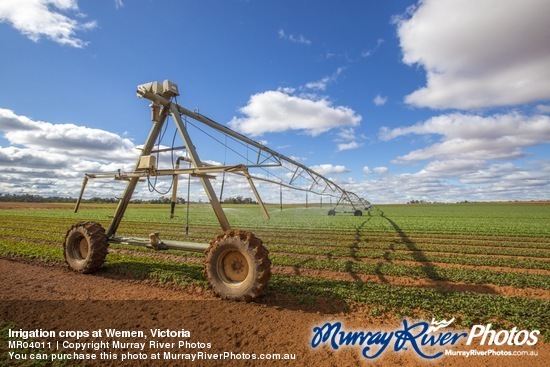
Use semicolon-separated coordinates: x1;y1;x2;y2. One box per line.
354;210;363;216
64;221;109;274
204;229;271;301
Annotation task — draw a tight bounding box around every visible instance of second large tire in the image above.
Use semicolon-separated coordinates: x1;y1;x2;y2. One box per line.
64;221;109;274
204;229;271;301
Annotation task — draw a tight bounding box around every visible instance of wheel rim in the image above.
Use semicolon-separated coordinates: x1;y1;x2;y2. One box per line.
78;237;89;259
69;235;89;261
220;251;249;283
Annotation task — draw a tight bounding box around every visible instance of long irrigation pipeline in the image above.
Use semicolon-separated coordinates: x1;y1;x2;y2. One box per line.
74;95;370;232
174;111;370;220
180;115;333;197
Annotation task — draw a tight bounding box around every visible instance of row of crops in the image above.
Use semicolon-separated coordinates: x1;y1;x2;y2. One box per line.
0;202;549;339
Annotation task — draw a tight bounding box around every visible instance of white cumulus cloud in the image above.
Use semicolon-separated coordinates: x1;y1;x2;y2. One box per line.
0;108;139;197
309;164;349;175
373;94;387;106
0;0;97;48
380;112;550;162
374;111;550;202
396;0;550;109
0;108;136;162
337;141;361;152
228;90;361;137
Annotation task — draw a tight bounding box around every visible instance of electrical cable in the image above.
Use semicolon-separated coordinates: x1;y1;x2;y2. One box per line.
146;112;174;196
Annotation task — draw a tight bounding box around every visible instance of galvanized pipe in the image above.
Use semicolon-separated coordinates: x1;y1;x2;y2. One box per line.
109;236;209;252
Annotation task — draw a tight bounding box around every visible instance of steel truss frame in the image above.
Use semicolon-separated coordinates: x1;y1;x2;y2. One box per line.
76;80;371;244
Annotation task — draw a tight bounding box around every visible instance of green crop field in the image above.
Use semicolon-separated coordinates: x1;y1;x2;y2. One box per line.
1;202;549;340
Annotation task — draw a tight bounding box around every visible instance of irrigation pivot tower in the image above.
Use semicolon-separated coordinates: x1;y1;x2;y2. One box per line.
66;80;370;300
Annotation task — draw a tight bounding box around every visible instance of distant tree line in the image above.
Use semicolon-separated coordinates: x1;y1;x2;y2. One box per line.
0;194;75;203
130;197;187;204
0;193;252;205
222;196;257;204
407;199;469;204
0;193;186;204
407;199;549;204
0;194;469;205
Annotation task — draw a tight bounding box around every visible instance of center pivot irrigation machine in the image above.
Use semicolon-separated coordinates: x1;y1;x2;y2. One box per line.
66;80;370;301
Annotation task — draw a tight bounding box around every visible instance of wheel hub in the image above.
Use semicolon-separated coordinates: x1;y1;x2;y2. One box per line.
221;251;248;282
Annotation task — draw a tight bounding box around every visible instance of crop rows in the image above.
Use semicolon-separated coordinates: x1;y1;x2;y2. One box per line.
1;205;549;273
271;254;550;289
1;202;549;340
268;244;550;270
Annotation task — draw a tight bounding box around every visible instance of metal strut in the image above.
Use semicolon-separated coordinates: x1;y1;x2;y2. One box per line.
106;96;231;238
169;104;231;231
107;103;171;237
79;80;370;239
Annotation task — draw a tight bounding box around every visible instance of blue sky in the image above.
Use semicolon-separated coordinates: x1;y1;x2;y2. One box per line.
0;0;549;204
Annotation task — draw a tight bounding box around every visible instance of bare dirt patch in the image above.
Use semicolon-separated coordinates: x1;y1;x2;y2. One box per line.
1;259;547;367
